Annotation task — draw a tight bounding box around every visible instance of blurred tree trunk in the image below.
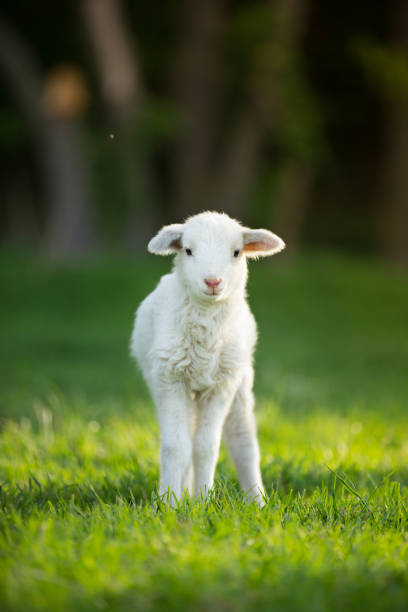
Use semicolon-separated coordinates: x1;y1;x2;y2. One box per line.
381;0;408;265
81;0;157;244
43;111;94;255
171;0;225;219
273;161;313;248
213;0;314;234
268;0;313;253
211;111;262;218
81;0;142;118
0;18;94;256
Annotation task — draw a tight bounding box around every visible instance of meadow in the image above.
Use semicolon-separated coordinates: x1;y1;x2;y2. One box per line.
1;252;408;611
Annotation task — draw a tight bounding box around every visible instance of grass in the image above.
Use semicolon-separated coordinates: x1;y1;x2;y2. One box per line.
1;251;408;611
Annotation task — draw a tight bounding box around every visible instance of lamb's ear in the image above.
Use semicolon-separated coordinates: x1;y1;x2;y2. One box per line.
242;228;285;258
148;224;184;255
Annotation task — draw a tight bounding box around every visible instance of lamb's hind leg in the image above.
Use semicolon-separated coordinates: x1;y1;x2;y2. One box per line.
223;373;265;505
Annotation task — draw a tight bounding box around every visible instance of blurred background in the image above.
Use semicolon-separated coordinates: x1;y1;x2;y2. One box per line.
0;0;407;263
0;0;407;421
1;6;408;607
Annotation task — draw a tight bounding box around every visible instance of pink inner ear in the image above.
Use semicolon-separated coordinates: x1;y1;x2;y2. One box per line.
243;241;269;252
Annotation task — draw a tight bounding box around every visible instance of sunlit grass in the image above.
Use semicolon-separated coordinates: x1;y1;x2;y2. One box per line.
1;253;408;611
2;402;408;611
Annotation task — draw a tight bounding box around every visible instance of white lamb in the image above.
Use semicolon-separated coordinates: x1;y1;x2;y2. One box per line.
130;211;285;504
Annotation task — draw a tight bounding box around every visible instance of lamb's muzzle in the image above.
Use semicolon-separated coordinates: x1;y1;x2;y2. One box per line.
204;277;221;289
130;211;285;505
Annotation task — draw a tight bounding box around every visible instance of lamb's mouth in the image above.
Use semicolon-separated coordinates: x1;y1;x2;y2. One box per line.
203;289;222;298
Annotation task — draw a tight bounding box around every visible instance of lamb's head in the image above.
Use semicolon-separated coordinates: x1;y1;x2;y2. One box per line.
148;212;285;302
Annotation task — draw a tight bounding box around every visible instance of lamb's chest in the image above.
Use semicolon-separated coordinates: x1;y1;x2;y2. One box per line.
158;319;237;391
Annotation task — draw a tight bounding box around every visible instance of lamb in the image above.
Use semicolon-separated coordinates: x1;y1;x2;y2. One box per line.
130;211;285;505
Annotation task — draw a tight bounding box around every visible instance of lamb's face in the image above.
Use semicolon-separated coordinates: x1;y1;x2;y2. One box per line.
148;212;285;302
177;215;247;301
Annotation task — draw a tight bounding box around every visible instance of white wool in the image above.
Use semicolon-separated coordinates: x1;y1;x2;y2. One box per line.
130;211;285;504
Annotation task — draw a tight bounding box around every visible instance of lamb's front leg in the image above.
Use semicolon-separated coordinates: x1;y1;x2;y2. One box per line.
193;388;235;497
155;384;193;504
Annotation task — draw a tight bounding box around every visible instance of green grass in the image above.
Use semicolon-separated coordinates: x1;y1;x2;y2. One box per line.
1;252;408;611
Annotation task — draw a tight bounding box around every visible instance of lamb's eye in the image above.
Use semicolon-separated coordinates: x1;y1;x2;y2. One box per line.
185;248;192;256
233;249;240;258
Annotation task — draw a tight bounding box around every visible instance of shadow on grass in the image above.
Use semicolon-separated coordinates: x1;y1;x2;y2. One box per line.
0;469;157;516
262;460;408;496
2;460;408;521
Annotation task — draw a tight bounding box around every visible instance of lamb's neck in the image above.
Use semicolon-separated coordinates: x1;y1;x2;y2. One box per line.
182;289;245;325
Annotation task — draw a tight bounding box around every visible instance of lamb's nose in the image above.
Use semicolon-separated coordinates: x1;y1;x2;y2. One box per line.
205;277;221;289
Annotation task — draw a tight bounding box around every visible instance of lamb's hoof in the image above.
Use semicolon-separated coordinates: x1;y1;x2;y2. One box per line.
245;488;267;507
